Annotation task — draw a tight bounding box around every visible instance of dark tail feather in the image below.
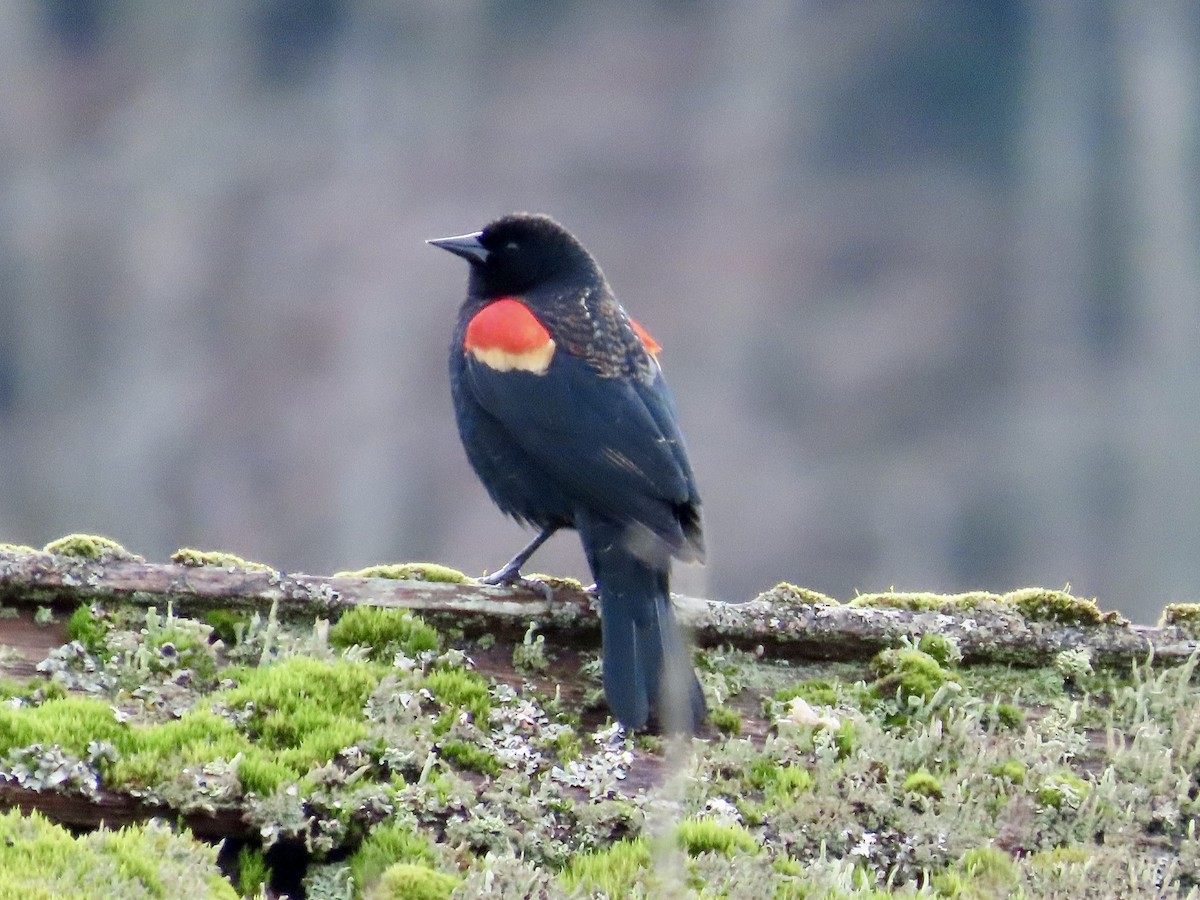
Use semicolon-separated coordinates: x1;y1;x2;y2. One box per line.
582;518;706;733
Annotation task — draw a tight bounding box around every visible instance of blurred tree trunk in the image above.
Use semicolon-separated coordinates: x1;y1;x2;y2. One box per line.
1113;3;1200;610
1015;2;1200;619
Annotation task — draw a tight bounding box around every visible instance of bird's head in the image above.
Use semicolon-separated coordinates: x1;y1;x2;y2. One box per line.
428;213;603;298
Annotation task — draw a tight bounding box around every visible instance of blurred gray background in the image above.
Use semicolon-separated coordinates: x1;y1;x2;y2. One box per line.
1;1;1197;623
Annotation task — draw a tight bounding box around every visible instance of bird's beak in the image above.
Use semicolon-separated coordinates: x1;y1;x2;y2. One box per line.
427;231;489;265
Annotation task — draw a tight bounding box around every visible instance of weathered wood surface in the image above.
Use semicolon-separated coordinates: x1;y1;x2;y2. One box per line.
1;550;1197;669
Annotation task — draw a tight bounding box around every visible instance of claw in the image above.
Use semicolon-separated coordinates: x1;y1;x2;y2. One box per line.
480;526;559;590
480;562;524;587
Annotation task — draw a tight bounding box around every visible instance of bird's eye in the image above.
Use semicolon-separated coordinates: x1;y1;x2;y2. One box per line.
504;241;519;251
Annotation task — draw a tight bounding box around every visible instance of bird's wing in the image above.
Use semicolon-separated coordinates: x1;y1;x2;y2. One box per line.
464;349;701;552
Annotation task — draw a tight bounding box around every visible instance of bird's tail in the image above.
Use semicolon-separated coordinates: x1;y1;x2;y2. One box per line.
580;517;706;733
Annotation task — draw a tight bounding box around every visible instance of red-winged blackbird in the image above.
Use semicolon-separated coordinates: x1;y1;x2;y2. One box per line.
429;213;706;733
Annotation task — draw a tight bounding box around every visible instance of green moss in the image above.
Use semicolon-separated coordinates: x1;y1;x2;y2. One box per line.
221;657;380;728
523;573;586;592
1036;771;1090;809
328;606;440;661
933;845;1017;898
107;709;248;791
675;819;759;857
833;719;858;757
544;728;583;764
986;702;1024;731
1027;845;1090;869
559;838;651;896
850;591;998;612
66;604;109;656
709;705;743;736
989;760;1026;784
0;809;236;899
0;695;127;757
236;846;271;898
1161;603;1200;636
422;667;492;726
767;583;840;605
750;760;814;804
0;542;36;555
870;647;959;704
349;821;436;891
1000;587;1118;626
203;610;249;645
368;862;460;900
235;752;296;797
439;738;500;776
0;676;54;702
902;767;943;798
43;533;140;562
215;657;379;779
171;548;275;571
774;679;839;709
917;633;960;667
335;562;470;583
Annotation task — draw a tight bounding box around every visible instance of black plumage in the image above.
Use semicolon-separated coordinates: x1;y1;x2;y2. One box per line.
430;213;706;732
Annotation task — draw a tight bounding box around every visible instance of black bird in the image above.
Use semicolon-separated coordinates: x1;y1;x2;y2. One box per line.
429;213;706;733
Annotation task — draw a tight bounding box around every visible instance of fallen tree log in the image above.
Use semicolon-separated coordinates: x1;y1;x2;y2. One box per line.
1;542;1197;669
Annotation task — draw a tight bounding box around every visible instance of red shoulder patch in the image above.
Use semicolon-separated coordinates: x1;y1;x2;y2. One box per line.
465;298;551;353
629;318;661;357
464;298;556;374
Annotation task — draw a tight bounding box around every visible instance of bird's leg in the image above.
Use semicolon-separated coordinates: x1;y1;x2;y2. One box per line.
480;526;558;586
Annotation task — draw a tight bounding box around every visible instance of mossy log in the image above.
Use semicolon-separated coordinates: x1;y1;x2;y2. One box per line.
5;539;1200;897
1;545;1197;669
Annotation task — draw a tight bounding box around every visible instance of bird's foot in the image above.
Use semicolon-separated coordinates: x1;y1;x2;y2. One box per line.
481;567;555;603
479;563;523;587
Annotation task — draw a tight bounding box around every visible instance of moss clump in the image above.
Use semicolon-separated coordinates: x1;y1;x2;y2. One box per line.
236;846;271;898
917;633;961;667
1001;588;1117;626
171;548;275;572
203;609;249;645
439;738;500;776
932;845;1018;898
329;606;441;661
221;656;381;727
1161;602;1200;637
984;702;1025;731
43;533;141;562
560;838;651;896
368;862;460;900
675;819;759;857
989;760;1026;784
0;543;36;555
774;679;839;709
870;647;959;704
105;708;252;794
749;760;814;804
422;667;492;727
0;695;126;757
335;562;470;583
212;657;381;785
850;590;999;612
766;583;839;605
66;604;109;657
708;705;743;736
1036;771;1090;809
349;821;437;891
0;809;237;899
903;767;943;798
